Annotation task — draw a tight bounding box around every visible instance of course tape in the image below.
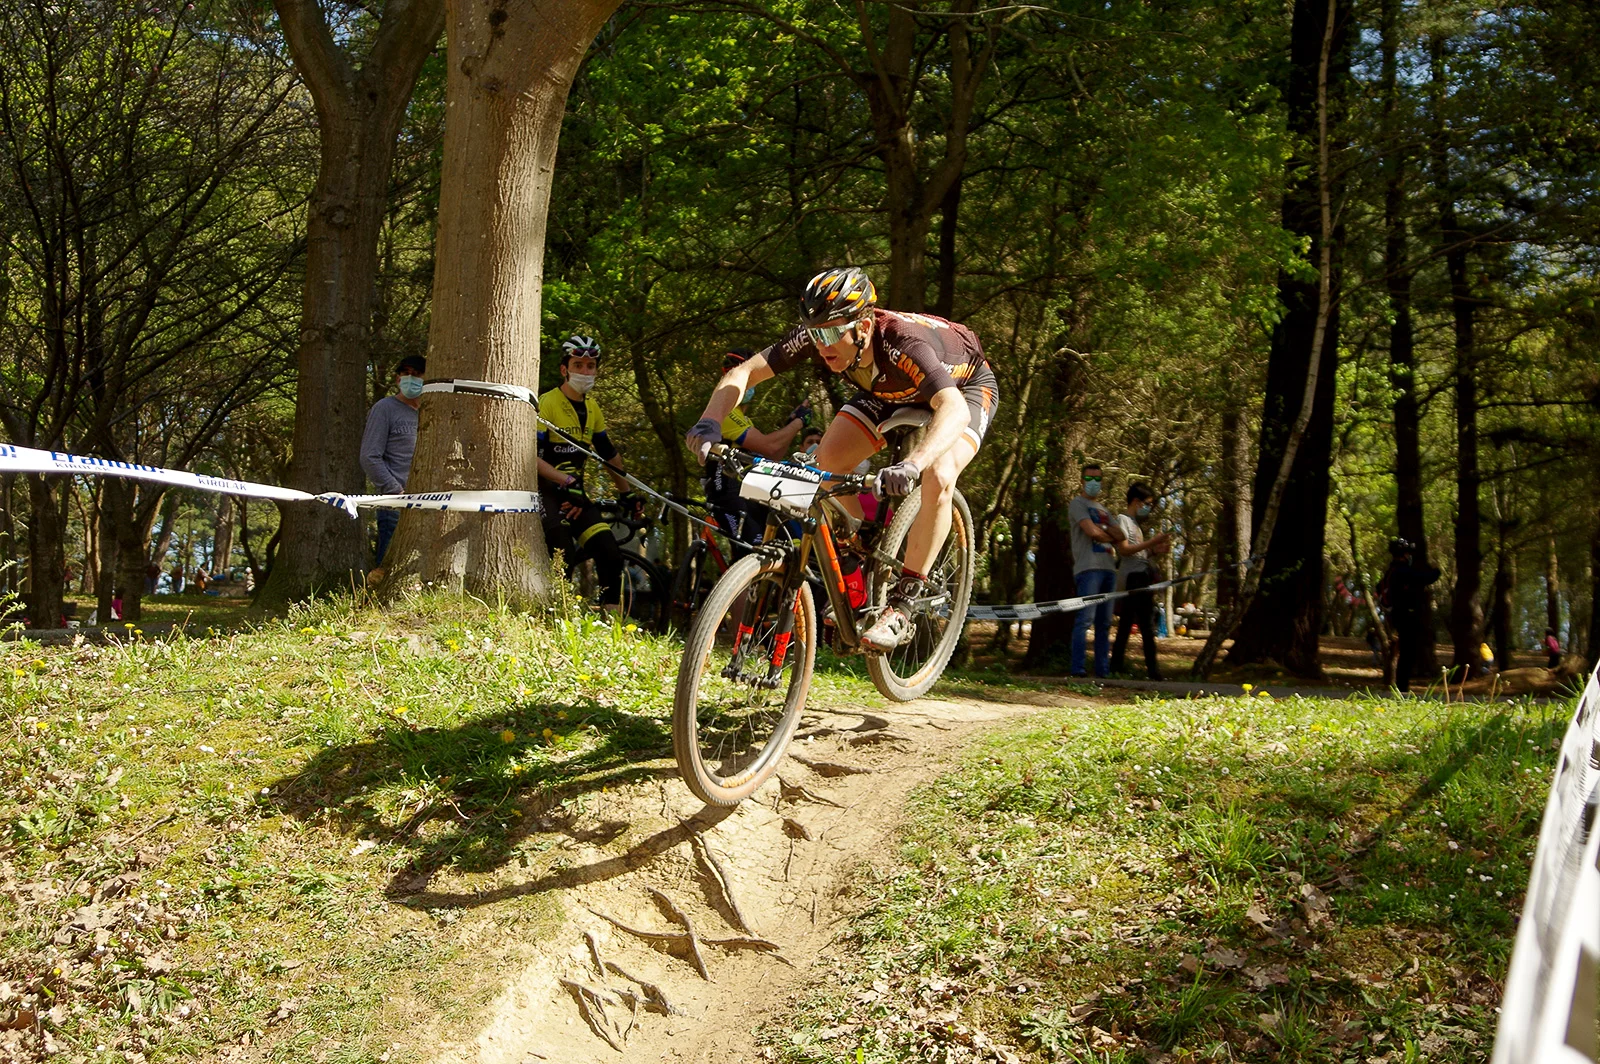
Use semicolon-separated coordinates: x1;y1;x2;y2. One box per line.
1491;663;1600;1063
967;563;1252;621
0;443;541;516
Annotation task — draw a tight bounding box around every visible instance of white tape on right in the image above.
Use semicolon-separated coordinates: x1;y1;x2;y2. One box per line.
1492;665;1600;1064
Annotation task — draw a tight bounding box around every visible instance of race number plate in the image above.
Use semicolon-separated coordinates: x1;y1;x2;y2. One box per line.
739;460;822;516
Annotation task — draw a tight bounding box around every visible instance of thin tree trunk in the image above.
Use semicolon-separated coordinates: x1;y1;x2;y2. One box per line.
1216;377;1244;613
256;0;446;611
25;476;67;628
214;496;236;577
383;0;622;601
1430;37;1482;671
934;176;962;318
1545;530;1561;637
1022;350;1088;670
1200;0;1346;679
1490;541;1513;671
1382;0;1436;674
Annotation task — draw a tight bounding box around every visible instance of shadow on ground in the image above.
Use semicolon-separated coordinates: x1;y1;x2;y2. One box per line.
263;698;722;902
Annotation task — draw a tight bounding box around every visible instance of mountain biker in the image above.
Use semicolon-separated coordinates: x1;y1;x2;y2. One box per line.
537;334;635;610
686;267;999;651
702;349;812;555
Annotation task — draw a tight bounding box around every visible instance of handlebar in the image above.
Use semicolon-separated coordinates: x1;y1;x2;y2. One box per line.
706;442;881;495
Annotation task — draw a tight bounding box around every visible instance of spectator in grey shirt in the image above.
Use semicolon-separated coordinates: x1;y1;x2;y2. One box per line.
360;354;425;575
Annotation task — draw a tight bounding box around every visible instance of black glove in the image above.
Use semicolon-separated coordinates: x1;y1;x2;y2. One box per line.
686;418;721;464
876;459;921;498
788;402;812;426
552;479;588;507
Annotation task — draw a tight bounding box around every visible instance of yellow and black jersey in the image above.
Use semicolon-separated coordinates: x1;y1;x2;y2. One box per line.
538;387;618;491
722;407;754;445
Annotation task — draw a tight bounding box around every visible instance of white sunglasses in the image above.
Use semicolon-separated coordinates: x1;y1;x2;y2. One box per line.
806;319;864;346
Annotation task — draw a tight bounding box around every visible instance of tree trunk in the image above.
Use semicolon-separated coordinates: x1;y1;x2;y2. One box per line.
25;476;67;628
383;0;622;601
1382;0;1436;674
1223;0;1349;678
1430;38;1482;671
1022;351;1088;670
1545;530;1561;637
1587;518;1600;669
114;491;166;623
96;480;127;624
1490;542;1513;671
858;2;989;310
934;176;962;318
256;0;446;611
214;496;236;577
1215;379;1246;613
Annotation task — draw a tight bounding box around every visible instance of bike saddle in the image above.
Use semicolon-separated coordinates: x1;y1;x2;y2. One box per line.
878;408;933;434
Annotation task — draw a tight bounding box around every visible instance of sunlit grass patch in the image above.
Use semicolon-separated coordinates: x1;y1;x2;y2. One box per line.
765;692;1562;1063
0;589;779;1062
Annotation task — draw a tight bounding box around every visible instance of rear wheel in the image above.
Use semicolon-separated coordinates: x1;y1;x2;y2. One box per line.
671;539;718;632
864;487;974;701
673;553;815;806
619;554;669;632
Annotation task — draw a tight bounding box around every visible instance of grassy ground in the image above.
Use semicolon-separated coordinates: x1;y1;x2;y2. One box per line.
2;588;892;1064
763;690;1560;1063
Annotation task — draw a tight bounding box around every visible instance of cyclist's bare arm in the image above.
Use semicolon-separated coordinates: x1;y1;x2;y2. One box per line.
604;456;630;494
904;386;970;468
700;355;775;425
538;458;571;485
738;418;805;459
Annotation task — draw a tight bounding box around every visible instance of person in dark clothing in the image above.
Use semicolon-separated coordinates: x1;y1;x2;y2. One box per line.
1544;628;1562;670
1110;482;1171;679
1380;537;1440;692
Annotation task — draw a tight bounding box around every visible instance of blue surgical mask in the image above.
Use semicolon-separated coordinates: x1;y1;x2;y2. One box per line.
1084;481;1102;498
742;388;756;405
1137;504;1151;518
398;375;424;399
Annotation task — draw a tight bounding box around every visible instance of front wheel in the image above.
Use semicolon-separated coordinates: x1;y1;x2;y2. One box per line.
865;486;974;701
673;553;816;806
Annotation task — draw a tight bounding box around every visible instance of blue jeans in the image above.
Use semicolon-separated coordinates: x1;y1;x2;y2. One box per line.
1070;568;1117;677
374;509;399;566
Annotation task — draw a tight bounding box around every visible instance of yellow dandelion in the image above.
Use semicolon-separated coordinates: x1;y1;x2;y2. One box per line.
1240;683;1253;694
556;710;567;721
542;727;554;740
300;627;316;634
624;624;638;633
577;673;592;683
501;729;515;744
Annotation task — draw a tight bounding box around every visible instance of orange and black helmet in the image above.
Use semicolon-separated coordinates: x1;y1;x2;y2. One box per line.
799;267;876;327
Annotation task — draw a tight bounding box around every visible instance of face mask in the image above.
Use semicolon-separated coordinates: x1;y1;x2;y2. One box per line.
398;376;424;399
1137;504;1151;518
742;388;756;405
566;372;596;394
804;442;819;456
1084;481;1102;498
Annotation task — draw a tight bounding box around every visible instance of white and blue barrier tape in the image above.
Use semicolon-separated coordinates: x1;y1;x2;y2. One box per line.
1492;663;1600;1063
0;443;541;515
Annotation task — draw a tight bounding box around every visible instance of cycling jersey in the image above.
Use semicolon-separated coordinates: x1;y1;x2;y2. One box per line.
721;406;754;445
759;308;987;404
538;387;618;492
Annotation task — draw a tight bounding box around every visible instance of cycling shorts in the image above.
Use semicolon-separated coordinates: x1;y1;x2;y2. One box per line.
838;361;999;452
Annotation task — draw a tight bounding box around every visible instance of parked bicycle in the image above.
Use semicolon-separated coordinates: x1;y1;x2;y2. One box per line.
672;412;974;806
568;495;671;631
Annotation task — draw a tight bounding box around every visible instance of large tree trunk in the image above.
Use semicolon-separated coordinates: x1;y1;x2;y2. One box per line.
1224;0;1348;678
256;0;446;611
383;0;622;601
1489;541;1513;671
1587;518;1600;669
1382;0;1437;674
25;476;67;628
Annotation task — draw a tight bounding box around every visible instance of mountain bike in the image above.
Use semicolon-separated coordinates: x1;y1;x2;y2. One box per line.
672;421;975;806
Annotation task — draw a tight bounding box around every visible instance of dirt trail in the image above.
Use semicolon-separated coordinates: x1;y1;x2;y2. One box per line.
430;692;1076;1064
